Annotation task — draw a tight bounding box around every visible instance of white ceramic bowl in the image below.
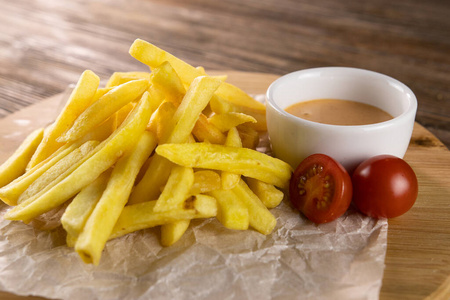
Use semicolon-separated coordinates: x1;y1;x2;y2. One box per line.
266;67;417;172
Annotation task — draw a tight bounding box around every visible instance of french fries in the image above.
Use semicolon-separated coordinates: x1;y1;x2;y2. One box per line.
155;143;292;189
0;38;292;265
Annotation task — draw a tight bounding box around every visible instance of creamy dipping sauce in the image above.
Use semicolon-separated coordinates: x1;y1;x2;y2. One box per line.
285;99;393;126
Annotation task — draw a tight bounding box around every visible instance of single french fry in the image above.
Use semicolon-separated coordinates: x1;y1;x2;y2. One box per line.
160;220;190;247
105;71;151;88
28;70;100;168
192;114;226;144
221;127;242;190
0;140;86;206
61;170;111;246
156;143;293;189
209;189;249;230
232;179;277;235
18;140;99;204
0;128;44;194
246;177;284;209
110;194;217;240
128;76;221;204
208;112;256;132
59;79;149;143
75;131;157;265
153;166;194;212
150;61;186;104
129;39;202;84
4;91;154;222
189;170;221;195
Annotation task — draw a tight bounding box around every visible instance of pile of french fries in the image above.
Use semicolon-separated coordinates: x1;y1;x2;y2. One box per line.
0;39;292;265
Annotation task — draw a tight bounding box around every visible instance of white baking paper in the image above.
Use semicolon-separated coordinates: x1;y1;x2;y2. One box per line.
0;93;388;300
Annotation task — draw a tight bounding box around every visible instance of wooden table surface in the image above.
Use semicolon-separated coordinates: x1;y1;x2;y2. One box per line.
0;1;449;299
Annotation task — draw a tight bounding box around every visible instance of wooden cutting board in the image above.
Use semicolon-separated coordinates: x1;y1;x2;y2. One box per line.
0;71;449;300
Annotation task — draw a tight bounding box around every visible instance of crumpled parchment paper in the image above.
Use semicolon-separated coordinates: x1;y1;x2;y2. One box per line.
0;93;388;300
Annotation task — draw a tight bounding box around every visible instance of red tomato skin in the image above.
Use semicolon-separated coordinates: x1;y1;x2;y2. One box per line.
289;154;353;224
352;155;418;218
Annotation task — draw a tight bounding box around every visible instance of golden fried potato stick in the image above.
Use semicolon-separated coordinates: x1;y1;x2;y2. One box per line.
208;112;256;132
156;143;293;189
0;140;86;206
18;140;99;204
221;127;242;190
208;189;249;230
232;179;277;235
161;220;190;246
128;76;222;204
189;170;221;195
105;71;151;88
75;131;157;265
150;61;186;104
5;91;154;222
0;128;44;193
61;170;111;247
110;194;217;240
246;177;284;209
59;79;150;143
28;70;100;168
153;166;194;212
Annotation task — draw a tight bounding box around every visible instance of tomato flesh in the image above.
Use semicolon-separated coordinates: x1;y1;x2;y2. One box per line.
352;155;418;218
289;154;352;224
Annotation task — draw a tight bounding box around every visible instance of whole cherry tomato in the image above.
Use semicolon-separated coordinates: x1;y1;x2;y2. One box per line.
289;154;353;224
352;155;418;218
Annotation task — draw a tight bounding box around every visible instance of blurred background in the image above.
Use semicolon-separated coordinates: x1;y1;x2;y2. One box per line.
0;0;449;147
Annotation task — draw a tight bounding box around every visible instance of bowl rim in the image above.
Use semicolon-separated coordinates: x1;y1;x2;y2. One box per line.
266;67;418;129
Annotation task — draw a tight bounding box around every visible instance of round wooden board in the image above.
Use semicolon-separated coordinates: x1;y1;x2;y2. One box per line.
0;71;449;300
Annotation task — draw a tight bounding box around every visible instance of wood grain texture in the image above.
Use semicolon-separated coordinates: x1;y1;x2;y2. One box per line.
0;71;449;299
0;0;449;148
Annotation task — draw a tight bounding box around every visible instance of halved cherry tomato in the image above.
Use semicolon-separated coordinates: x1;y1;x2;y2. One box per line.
352;155;418;218
289;154;353;224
